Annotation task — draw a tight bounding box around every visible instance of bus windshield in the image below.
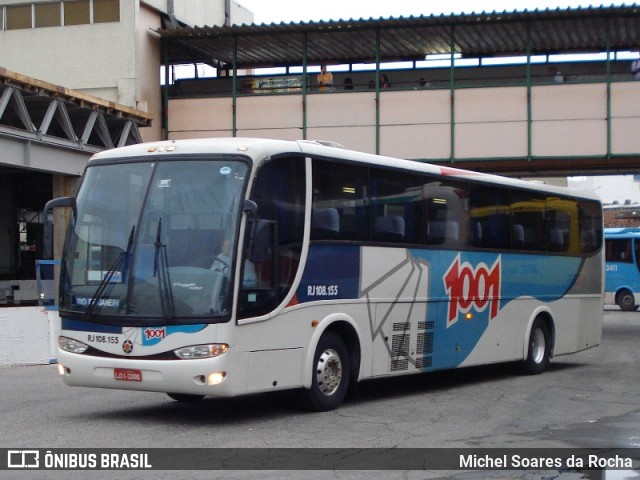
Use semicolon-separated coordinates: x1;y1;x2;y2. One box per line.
60;158;249;324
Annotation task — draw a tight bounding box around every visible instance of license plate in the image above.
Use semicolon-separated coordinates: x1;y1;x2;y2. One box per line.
114;368;142;382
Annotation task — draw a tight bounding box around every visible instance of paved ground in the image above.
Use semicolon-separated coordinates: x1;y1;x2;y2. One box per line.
1;309;639;479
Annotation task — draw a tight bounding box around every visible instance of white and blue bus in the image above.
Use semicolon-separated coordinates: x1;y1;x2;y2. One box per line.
604;227;640;311
47;138;603;411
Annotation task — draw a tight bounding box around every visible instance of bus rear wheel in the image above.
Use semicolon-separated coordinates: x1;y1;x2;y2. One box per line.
523;318;551;375
616;290;637;312
301;332;350;411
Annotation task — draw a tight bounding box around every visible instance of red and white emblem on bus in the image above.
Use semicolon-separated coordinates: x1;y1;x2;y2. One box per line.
443;254;502;327
122;340;134;354
144;327;166;340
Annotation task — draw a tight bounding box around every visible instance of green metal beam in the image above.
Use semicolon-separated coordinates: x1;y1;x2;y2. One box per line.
450;25;456;163
526;19;532;162
232;36;238;137
302;32;308;140
606;20;612;160
375;27;381;155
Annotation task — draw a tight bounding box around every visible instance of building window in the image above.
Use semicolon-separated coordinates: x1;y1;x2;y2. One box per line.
35;2;61;27
0;1;120;30
6;4;32;30
64;0;90;26
93;0;119;23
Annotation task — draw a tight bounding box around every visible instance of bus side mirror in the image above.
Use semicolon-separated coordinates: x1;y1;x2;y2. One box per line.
42;196;75;260
243;199;258;218
243;200;276;262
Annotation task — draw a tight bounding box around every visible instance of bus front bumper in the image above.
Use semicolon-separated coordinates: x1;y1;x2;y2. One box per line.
56;348;244;398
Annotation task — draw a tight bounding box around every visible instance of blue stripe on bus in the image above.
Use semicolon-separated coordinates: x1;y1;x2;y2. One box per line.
141;324;208;346
411;249;582;371
297;246;582;306
296;244;360;303
296;245;584;371
61;318;123;334
414;250;582;305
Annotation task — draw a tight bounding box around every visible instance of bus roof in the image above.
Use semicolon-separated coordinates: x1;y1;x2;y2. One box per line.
89;137;599;201
604;227;640;237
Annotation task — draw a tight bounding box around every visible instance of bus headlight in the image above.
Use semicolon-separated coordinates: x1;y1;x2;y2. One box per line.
58;336;89;354
174;344;228;359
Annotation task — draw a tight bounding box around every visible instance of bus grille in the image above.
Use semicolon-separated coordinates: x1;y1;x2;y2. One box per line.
393;322;410;331
417;332;434;355
391;359;409;371
392;334;410;357
418;321;435;330
415;356;433;369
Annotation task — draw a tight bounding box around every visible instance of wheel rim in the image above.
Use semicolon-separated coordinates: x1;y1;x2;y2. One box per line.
316;348;343;396
530;328;546;364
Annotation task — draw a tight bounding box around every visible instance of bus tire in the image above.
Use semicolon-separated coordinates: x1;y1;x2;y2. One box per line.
302;332;350;411
523;318;551;375
167;393;205;402
616;290;637;312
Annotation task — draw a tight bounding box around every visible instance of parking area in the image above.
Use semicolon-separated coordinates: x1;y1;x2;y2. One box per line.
1;309;639;479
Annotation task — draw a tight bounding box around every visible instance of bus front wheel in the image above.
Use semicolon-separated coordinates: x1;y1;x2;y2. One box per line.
617;290;637;312
523;318;551;375
302;332;351;411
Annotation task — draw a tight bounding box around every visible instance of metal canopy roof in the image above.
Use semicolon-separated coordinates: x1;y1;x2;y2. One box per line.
0;67;152;153
159;4;640;69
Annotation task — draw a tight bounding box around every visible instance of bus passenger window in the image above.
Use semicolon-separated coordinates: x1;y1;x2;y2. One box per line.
374;215;405;242
546;211;570;252
311;208;340;239
312;160;369;242
607;239;632;262
469;188;509;249
579;201;603;254
370;169;424;244
422;180;468;247
510;192;546;252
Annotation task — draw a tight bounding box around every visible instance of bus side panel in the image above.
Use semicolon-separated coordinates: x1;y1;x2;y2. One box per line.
411;249;587;371
359;247;430;377
293;245;595;381
604;231;640;308
604;262;640;304
554;252;603;355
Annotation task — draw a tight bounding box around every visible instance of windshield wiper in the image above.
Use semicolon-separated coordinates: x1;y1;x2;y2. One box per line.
154;217;175;319
85;226;135;319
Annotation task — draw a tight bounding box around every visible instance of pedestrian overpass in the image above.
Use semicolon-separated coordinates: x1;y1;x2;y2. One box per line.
159;4;640;176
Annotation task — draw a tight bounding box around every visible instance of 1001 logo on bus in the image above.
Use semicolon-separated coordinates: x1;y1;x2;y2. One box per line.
144;327;166;340
443;254;502;327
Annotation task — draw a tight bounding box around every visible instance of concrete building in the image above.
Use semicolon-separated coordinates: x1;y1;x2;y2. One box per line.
0;0;253;364
0;0;254;142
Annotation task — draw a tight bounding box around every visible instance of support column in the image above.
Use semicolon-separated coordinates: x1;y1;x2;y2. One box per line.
526;19;532;162
302;32;308;140
161;39;170;140
375;27;381;155
449;25;456;163
232;36;238;137
605;20;612;160
51;175;79;261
